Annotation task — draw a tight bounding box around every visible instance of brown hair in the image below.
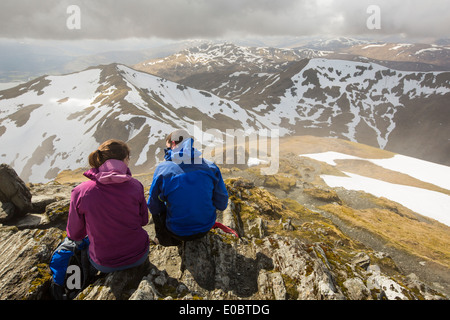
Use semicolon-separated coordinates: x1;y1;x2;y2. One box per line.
165;129;191;147
88;139;130;168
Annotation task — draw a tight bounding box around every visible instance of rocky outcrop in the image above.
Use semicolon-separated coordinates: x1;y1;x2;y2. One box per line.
0;226;64;299
0;164;32;222
0;176;73;300
0;165;447;300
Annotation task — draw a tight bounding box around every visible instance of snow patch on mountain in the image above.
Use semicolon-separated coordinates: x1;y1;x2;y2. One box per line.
323;172;450;227
137;42;328;76
258;58;449;149
300;151;450;226
0;64;261;182
301;151;450;190
117;65;255;128
0;69;104;182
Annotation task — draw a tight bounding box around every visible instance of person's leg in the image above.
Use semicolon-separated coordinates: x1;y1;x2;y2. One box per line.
88;248;149;273
168;229;210;242
153;211;182;247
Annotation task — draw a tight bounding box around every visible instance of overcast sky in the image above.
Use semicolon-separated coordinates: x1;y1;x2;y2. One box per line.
0;0;449;42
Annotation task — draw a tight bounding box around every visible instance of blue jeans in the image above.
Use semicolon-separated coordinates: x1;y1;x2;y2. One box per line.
88;248;149;273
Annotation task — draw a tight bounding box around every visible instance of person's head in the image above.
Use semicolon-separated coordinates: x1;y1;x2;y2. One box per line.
88;139;131;168
165;129;191;150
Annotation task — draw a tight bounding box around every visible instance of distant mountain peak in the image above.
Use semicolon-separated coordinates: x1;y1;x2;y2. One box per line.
301;37;373;51
133;42;327;82
0;64;259;182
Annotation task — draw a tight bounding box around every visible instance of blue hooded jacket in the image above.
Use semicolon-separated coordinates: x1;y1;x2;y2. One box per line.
147;138;229;237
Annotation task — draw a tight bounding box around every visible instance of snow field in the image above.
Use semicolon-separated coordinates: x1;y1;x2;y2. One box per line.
300;151;450;226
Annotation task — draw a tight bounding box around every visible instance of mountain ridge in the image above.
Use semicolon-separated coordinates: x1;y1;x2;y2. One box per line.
133;42;329;83
338;42;450;71
136;45;450;164
1;52;449;184
0;63;261;182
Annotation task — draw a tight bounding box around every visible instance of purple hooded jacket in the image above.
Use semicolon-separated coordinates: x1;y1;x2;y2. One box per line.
66;159;149;268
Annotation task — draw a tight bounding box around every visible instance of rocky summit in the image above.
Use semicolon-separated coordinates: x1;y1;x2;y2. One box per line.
0;160;448;301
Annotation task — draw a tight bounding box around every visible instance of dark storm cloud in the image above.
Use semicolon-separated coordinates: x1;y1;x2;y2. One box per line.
0;0;449;40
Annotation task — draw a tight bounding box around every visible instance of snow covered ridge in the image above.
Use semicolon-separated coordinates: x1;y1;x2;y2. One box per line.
256;58;450;149
303;36;371;50
300;151;450;227
0;57;449;183
0;64;260;182
134;42;449;166
344;42;450;70
139;42;327;72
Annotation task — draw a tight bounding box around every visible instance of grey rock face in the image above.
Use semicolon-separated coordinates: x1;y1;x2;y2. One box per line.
0;164;32;222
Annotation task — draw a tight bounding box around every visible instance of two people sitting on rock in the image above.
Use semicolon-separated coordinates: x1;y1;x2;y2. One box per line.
65;130;229;274
147;129;229;246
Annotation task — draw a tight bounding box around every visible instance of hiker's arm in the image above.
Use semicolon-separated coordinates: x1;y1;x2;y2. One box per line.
139;183;149;226
147;173;165;216
66;188;87;241
212;167;229;211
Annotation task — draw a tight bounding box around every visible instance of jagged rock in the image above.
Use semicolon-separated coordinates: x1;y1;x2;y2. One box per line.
31;196;60;214
226;177;284;238
263;174;297;192
13;182;74;229
15;213;45;229
247;217;267;238
403;273;445;300
129;267;190;300
76;261;150;300
367;264;381;275
366;273;409;300
280;218;295;231
258;270;286;300
343;278;371;300
41;199;71;227
179;232;262;297
29;181;73;213
0;164;32;221
351;252;371;270
231;178;254;189
265;237;345;300
129;275;160;300
0;202;15;222
0;226;64;299
303;187;342;204
12;198;71;230
217;200;237;226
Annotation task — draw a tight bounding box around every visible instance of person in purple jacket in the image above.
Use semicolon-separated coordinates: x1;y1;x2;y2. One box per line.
66;139;150;273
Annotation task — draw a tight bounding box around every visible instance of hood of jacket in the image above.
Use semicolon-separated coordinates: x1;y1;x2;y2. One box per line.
164;148;172;161
83;159;132;184
169;138;202;163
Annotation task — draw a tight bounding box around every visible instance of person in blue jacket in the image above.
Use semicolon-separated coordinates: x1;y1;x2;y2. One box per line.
147;129;229;246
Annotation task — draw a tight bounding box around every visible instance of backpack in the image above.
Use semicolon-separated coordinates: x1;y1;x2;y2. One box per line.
49;237;93;300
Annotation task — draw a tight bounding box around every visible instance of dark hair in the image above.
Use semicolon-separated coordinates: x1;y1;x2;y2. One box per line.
88;139;130;168
165;129;191;147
